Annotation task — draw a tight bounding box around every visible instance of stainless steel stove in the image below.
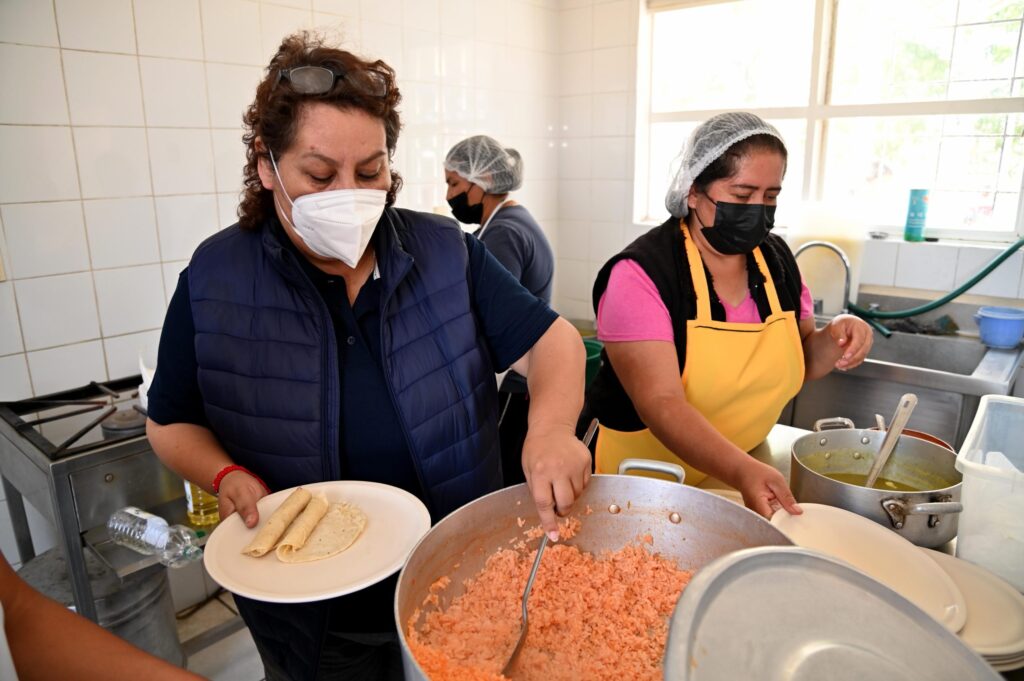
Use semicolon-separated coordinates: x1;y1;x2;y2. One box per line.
0;376;186;621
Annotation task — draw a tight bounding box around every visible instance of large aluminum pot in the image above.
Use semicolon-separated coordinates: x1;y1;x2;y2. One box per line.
791;418;963;548
395;460;792;680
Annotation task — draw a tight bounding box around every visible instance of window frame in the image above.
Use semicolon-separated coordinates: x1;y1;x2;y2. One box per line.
635;0;1024;242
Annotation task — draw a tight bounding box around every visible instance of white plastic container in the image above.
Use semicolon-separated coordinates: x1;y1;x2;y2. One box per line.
955;395;1024;592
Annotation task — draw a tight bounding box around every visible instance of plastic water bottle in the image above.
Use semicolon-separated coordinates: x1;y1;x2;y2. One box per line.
107;507;203;568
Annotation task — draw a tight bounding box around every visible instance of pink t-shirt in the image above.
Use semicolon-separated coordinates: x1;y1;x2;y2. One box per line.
597;259;814;343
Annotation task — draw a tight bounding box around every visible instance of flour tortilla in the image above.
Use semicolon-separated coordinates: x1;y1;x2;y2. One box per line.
242;487;312;557
275;502;367;564
273;493;330;560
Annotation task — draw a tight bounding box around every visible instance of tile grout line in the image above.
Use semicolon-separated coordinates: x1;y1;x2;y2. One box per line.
0;210;34;398
133;0;167;307
202;0;234;248
18;0;81;396
0;41;273;68
0;326;164;360
3;0;69;398
0;191;228;206
0;261;188;283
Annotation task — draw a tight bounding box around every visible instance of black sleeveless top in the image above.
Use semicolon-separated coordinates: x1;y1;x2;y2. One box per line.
584;217;804;432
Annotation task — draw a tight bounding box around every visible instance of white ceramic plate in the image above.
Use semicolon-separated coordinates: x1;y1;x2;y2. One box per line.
922;548;1024;658
985;647;1024;661
204;480;430;603
992;658;1024;672
771;504;967;633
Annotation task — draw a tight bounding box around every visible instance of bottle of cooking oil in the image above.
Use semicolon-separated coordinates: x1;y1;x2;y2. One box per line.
184;481;220;526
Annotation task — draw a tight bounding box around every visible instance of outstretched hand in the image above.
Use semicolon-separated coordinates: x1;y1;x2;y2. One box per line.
735;460;802;519
827;314;873;371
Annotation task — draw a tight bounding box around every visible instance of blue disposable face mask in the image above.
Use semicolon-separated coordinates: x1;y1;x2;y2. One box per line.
693;194;776;255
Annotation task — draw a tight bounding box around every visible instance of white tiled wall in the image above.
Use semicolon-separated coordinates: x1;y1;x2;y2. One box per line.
0;0;561;607
861;238;1024;300
553;0;639;321
0;0;559;402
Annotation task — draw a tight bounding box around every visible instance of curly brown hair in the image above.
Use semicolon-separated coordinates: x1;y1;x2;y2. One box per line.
238;32;403;230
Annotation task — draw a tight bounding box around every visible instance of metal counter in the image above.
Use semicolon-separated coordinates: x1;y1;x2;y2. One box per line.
696;423;804;492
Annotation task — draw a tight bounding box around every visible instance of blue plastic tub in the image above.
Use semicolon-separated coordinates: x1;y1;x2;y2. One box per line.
974;306;1024;349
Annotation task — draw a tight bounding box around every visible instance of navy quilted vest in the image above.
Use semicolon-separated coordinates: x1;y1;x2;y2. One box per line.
187;207;501;519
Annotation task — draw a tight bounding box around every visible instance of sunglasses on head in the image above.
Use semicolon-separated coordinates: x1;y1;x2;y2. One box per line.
272;65;389;98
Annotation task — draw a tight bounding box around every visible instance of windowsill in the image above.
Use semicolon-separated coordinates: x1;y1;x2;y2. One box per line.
626;219;1024;299
631;219;1023;247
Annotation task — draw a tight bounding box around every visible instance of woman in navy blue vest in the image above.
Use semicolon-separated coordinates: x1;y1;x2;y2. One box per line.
145;32;591;680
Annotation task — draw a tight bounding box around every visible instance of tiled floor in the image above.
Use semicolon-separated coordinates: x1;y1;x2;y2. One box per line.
177;592;264;681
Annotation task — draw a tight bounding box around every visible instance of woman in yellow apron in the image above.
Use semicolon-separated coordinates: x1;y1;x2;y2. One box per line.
584;113;873;518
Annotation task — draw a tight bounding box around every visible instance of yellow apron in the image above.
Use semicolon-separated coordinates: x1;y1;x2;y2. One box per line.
596;222;805;483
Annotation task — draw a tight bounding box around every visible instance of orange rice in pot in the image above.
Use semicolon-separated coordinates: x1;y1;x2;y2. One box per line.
407;518;691;680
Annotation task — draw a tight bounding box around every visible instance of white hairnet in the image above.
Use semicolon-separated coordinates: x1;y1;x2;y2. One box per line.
444;135;523;194
664;112;785;218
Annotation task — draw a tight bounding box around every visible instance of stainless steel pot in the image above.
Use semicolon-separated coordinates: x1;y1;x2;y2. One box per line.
395;460;792;680
790;418;963;548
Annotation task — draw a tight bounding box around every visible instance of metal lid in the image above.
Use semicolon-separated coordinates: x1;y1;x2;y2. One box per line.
100;407;147;437
663;546;999;681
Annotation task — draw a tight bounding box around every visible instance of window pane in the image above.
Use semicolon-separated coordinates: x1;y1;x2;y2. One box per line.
822;115;1023;232
950;21;1019;83
645;120;806;226
1000;116;1024;191
649;0;814;112
956;0;1023;23
831;0;1024;103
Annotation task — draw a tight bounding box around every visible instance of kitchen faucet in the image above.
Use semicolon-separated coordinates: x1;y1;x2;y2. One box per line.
793;240;852;315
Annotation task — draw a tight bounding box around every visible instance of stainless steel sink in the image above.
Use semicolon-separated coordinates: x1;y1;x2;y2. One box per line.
784;327;1024;449
849;330;1023;395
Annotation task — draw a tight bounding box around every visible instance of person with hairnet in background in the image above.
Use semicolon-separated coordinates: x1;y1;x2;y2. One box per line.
581;112;872;518
444;135;556;487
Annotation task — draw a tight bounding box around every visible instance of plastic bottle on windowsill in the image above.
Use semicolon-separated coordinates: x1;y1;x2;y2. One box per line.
903;189;928;242
107;507;203;568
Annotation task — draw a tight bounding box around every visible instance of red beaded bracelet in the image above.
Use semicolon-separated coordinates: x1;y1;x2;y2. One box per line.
212;465;271;495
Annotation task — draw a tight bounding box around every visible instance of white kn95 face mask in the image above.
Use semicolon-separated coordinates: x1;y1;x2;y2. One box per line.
269;150;386;268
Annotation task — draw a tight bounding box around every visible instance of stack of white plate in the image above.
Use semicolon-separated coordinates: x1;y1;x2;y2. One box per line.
922;548;1024;672
771;504;1024;673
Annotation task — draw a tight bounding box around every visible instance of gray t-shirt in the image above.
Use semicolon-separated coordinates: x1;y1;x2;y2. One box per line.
475;204;554;303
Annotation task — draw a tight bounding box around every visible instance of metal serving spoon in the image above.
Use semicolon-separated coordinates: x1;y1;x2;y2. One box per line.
502;418;599;676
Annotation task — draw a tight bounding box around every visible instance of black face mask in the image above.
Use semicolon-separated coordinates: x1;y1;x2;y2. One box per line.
448;190;484;225
694;195;775;255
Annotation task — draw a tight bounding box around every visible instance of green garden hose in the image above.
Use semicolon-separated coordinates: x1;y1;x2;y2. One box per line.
849;237;1024;323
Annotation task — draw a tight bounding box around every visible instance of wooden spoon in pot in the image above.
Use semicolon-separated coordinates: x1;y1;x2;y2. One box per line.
865;394;917;488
